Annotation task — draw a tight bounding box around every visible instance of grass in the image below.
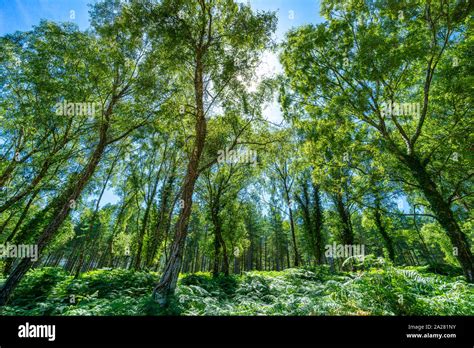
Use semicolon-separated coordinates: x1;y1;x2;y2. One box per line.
0;257;473;316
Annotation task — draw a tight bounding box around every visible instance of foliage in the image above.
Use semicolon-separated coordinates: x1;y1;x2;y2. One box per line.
1;265;472;316
0;0;472;312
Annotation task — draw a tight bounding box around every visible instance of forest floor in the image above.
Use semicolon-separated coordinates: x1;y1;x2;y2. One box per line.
1;259;473;316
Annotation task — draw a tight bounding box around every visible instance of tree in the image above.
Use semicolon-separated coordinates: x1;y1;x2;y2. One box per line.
145;0;276;304
0;0;171;304
281;0;474;281
270;154;301;267
294;169;325;264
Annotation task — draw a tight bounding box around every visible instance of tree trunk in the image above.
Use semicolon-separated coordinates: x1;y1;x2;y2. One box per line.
75;153;118;278
0;210;15;237
145;160;176;267
282;178;299;267
212;212;229;277
5;189;40;244
312;184;324;264
133;173;160;270
287;206;299;267
374;204;395;262
0;153;60;214
153;50;207;305
334;193;354;245
297;180;324;264
0;117;110;305
402;154;474;282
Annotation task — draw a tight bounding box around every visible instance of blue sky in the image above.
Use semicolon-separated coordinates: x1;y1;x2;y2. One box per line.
0;0;91;35
0;0;323;37
245;0;323;38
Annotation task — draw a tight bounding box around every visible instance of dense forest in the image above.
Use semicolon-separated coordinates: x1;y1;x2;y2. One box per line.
0;0;473;316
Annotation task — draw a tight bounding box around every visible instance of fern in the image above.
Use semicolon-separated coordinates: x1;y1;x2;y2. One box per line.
3;266;473;316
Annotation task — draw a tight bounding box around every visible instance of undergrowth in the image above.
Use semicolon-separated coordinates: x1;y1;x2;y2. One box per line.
1;257;472;316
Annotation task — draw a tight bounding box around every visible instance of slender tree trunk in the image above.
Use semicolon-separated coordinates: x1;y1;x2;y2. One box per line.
0;161;18;188
373;204;395;262
312;184;324;264
212;212;229;277
0;155;57;214
287;206;299;267
2;189;40;276
133;210;149;270
135;143;169;269
145;161;176;267
213;224;220;276
0;210;15;237
75;154;118;277
281;178;300;267
413;203;436;266
5;189;40;243
334;193;354;245
104;194;133;267
153;50;207;305
264;237;267;271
